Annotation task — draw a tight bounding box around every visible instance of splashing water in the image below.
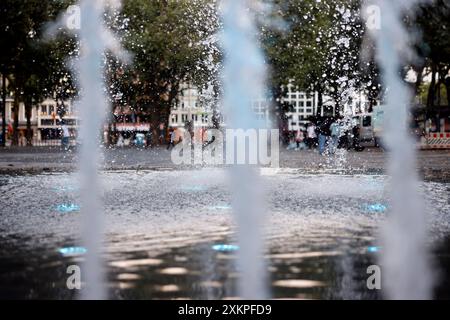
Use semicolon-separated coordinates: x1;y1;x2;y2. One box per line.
47;0;127;299
366;0;433;299
220;0;269;299
77;0;127;300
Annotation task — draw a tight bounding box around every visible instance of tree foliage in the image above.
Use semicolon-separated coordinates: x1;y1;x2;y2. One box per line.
109;0;220;128
0;0;75;145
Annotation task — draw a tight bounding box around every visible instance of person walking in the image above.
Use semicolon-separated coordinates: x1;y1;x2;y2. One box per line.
295;129;306;150
158;123;165;145
167;128;176;150
329;118;341;154
306;122;317;149
145;130;153;148
61;121;70;151
317;117;332;155
352;124;365;151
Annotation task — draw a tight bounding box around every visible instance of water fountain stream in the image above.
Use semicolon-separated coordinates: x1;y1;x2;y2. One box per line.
48;0;127;299
366;0;433;299
220;0;270;299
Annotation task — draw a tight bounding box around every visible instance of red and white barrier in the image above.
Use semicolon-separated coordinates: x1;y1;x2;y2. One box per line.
421;132;450;149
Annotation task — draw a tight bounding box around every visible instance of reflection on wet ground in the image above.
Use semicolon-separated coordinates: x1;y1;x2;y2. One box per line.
0;169;449;299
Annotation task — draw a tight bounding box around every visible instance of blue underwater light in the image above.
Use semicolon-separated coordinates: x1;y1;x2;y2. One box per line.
58;246;87;256
367;246;380;253
56;203;80;213
212;244;239;252
208;204;232;210
364;203;387;213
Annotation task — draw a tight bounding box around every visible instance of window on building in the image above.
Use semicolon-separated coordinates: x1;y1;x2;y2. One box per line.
306;108;312;113
49;105;55;115
41;105;47;115
299;101;304;107
41;119;54;126
306;101;312;107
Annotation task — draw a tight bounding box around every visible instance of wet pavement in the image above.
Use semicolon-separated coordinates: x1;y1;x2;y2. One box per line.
1;169;449;299
0;147;449;182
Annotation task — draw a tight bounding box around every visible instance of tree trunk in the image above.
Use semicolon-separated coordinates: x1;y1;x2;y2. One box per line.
437;64;442;106
427;62;436;108
414;65;424;96
316;86;324;117
318;89;323;110
24;97;33;146
159;103;172;142
445;77;450;107
1;73;6;147
11;94;19;146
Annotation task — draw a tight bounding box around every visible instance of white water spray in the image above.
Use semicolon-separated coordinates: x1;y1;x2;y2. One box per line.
77;0;127;300
220;0;269;299
47;0;126;299
366;0;433;299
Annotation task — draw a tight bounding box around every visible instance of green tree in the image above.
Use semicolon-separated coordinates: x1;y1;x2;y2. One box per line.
110;0;220;132
263;0;371;119
0;0;75;145
416;0;450;109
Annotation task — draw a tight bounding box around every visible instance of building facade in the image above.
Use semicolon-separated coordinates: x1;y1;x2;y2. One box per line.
0;96;78;145
281;84;336;132
168;83;340;133
169;83;215;129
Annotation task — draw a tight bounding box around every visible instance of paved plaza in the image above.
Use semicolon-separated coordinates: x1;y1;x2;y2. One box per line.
1;146;449;181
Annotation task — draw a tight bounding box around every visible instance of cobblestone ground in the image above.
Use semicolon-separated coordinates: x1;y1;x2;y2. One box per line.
0;146;449;181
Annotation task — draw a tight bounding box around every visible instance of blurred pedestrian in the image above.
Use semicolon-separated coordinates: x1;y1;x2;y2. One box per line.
60;121;70;151
158;123;165;145
329;118;341;154
167;128;176;150
317;117;332;155
306;122;317;149
19;131;26;146
145;130;153;148
352;124;365;152
295;129;306;150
